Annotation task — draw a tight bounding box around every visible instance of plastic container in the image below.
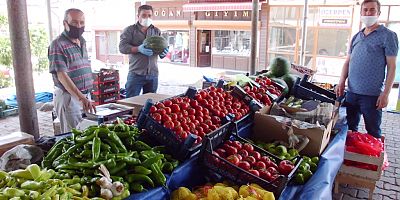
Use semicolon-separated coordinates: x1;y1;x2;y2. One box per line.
92;92;120;105
292;75;337;104
0;106;19;118
92;81;120;95
200;130;302;198
92;68;119;84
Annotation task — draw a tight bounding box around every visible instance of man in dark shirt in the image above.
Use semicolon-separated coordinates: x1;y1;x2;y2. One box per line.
119;5;168;97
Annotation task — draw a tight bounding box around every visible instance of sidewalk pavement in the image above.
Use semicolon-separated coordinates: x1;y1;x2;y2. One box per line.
0;64;399;199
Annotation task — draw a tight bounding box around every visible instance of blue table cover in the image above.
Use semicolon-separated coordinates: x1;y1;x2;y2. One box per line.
129;108;348;200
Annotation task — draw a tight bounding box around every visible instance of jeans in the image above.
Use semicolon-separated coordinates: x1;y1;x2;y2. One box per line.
345;91;382;138
125;72;158;98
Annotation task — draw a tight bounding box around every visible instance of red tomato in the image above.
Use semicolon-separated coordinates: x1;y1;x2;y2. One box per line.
259;168;272;181
162;114;172;123
164;100;172;107
157;108;166;115
255;161;267;169
215;148;227;158
238;149;249;158
248;169;260;177
164;107;172;115
164;120;174;129
181;123;190;131
226;155;240;166
155;102;165;108
195;94;203;101
173;120;181;128
199;91;207;99
180;102;189;110
267;166;279;175
238;161;251;170
188;108;196;115
222;144;238;156
152;113;162;122
171;104;180;113
278;160;294;175
179;131;188;140
231;141;243;150
243;143;254;153
209;86;216;91
250;151;261;161
244;156;256;166
181;110;188;117
150;106;157;113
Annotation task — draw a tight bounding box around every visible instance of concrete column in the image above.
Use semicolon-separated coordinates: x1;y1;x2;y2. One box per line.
250;0;259;75
258;3;269;70
7;0;39;139
189;12;197;67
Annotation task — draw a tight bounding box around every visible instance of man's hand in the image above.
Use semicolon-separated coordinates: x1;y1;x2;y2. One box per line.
335;83;345;97
376;92;389;109
80;97;96;114
138;44;153;56
159;47;169;59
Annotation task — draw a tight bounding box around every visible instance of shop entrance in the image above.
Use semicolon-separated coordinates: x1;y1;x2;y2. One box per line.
197;30;211;67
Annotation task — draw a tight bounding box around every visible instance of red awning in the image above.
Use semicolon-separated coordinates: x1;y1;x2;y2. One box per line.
182;2;262;12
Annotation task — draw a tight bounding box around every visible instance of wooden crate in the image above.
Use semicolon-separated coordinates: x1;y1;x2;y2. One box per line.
334;133;385;200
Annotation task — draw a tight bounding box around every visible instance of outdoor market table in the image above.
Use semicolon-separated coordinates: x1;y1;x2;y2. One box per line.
127;108;348;200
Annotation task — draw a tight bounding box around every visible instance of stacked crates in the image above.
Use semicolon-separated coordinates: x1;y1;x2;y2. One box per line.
92;68;120;105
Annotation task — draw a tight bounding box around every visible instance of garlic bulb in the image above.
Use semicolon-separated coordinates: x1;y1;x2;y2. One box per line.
97;176;112;189
111;181;124;196
100;188;113;200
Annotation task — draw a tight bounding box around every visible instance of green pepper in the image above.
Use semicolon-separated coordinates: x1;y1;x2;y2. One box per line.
29;191;40;199
120;157;141;165
35;169;55;181
69;183;81;191
109;161;127;175
100;143;111;152
104;139;119;153
60;192;72;200
65;187;81;196
133;141;151;151
3;187;25;197
152;146;167;153
42;140;65;168
113;123;126;132
9;169;33;180
108;131;127;152
115;152;134;158
115;131;130;138
83;169;95;176
92;136;101;161
54;143;84;164
105;159;117;169
161;162;174;173
75;131;97;144
0;170;8;179
115;169;128;177
82;185;89;197
150;163;166;186
131;182;144;192
79;149;92;158
141;150;157;158
21;180;44;190
110;176;124;182
142;154;164;168
133;166;152;175
125;174;154;187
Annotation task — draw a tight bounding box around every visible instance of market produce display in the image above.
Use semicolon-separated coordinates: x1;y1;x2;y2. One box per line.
255;141;319;184
41;120;179;198
170;182;275;200
149;86;250;145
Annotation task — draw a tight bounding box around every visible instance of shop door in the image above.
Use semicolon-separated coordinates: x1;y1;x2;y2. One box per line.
197;30;211;67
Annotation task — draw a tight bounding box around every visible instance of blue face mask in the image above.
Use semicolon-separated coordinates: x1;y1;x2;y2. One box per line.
66;23;85;39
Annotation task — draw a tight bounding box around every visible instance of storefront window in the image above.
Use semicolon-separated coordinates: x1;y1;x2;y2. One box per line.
270;7;298;26
379;6;389;21
98;31;119;55
212;30;251;56
269;27;297;53
161;31;189;64
317;29;350;57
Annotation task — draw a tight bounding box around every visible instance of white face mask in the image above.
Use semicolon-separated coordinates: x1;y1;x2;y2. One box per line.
360;16;378;27
140;18;152;27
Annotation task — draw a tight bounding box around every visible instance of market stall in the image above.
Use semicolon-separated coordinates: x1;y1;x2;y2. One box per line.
0;58;386;200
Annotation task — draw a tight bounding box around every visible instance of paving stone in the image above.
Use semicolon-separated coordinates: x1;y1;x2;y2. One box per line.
372;194;383;200
374;188;397;196
382;195;394;200
339;186;358;197
343;194;360;200
380;176;396;184
357;189;371;199
333;192;344;200
383;183;400;191
376;181;384;188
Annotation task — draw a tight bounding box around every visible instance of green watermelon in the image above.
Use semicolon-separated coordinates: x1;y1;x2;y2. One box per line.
143;36;168;54
282;74;301;93
269;57;291;77
271;77;289;95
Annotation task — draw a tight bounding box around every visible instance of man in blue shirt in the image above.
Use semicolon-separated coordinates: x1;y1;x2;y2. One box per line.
336;0;398;138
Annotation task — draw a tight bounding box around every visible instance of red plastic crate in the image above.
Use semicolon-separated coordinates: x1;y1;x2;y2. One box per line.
92;81;120;95
92;68;119;84
92;92;120;105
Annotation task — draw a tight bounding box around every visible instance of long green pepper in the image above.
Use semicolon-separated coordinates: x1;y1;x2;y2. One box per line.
92;136;101;161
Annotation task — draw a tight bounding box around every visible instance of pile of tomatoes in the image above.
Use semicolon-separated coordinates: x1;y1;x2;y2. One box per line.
243;77;282;106
210;140;295;182
149;87;250;145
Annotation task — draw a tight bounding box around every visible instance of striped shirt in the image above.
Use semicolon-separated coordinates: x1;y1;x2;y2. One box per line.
119;22;161;76
348;25;398;96
48;31;93;92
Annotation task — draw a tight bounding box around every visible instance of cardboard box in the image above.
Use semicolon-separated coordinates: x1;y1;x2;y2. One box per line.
0;132;34;156
251;107;338;157
116;93;173;116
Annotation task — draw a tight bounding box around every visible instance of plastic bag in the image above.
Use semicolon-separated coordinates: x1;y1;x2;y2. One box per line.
344;131;387;171
0;145;44;172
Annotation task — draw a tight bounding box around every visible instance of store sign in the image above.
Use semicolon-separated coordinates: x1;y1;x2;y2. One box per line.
197;10;253;21
319;7;352;28
152;7;191;20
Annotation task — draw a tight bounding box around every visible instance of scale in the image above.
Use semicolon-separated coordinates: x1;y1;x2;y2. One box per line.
84;103;134;123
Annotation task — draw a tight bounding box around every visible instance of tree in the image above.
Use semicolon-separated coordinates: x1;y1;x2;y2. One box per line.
0;14;49;72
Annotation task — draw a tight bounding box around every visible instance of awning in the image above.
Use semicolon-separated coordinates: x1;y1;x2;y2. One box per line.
182;2;262;12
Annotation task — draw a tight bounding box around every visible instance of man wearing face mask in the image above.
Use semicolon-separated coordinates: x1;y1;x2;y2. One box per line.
335;0;398;138
119;4;169;98
48;8;96;133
